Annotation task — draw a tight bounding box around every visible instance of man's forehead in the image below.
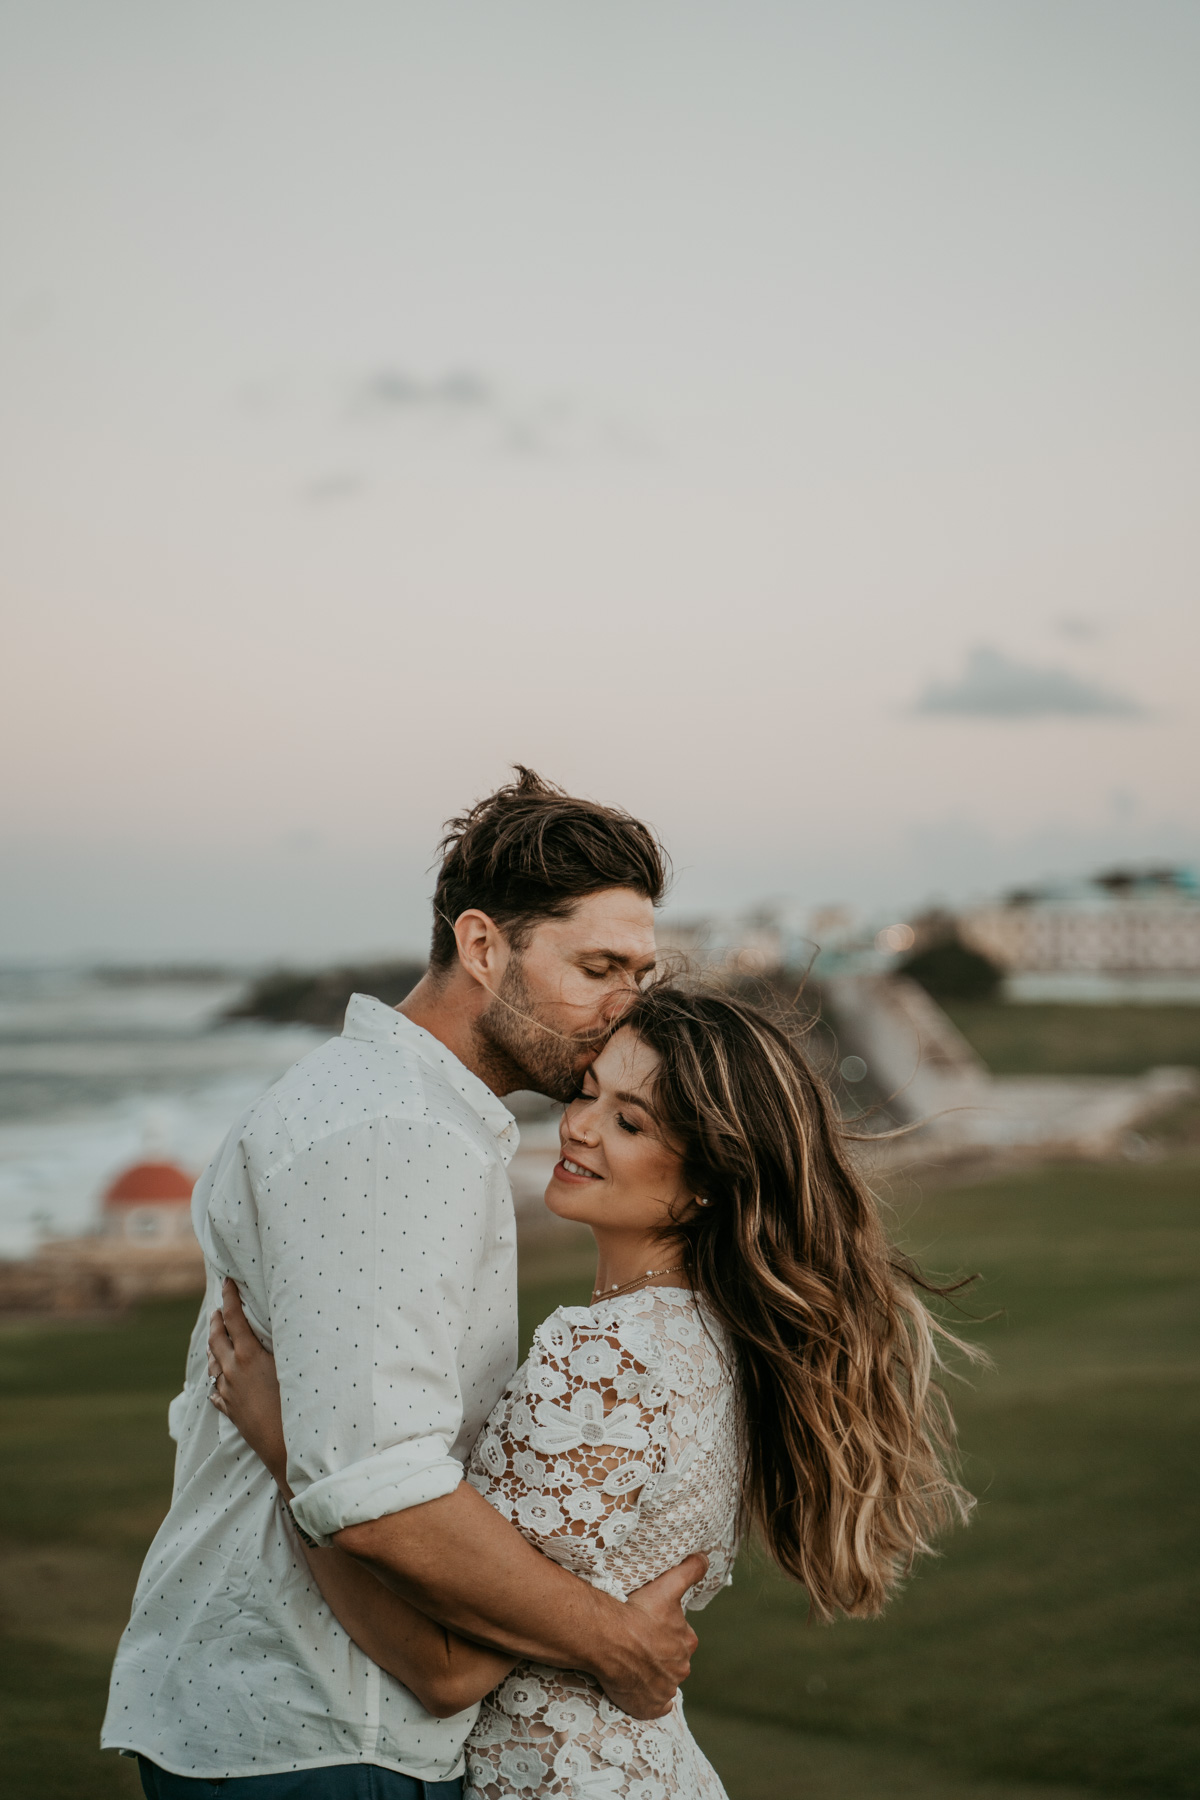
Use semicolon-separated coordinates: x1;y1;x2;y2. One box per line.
552;888;657;959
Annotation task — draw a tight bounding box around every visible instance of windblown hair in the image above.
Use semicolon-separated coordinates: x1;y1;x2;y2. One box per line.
429;767;668;970
623;984;979;1621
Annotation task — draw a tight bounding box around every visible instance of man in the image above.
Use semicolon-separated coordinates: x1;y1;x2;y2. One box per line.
104;769;704;1798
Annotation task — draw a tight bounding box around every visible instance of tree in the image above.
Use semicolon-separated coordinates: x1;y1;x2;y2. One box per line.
897;935;1001;1002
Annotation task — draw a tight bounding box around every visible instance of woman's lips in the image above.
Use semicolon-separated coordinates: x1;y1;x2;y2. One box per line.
552;1157;602;1185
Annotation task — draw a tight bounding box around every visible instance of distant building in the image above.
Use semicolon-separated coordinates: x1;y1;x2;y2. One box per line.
655;910;787;977
958;867;1200;1000
101;1159;197;1244
0;1155;203;1314
656;904;901;981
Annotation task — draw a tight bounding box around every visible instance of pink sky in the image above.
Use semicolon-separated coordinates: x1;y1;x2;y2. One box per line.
3;2;1197;957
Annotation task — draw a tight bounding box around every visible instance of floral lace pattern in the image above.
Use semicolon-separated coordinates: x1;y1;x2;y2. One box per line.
464;1288;740;1799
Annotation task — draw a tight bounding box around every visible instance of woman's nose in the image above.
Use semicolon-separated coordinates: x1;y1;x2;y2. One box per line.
563;1099;600;1144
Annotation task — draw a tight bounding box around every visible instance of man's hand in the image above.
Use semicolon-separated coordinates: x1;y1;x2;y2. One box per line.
591;1554;707;1719
330;1478;709;1716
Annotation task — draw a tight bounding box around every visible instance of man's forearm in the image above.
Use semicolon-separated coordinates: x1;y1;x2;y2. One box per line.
335;1481;631;1676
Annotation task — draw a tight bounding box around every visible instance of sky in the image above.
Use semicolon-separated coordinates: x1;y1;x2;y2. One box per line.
2;0;1198;961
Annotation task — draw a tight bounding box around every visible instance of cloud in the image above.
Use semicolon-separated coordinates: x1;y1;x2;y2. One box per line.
301;472;366;504
345;366;650;462
352;368;496;417
914;646;1146;720
1057;615;1102;641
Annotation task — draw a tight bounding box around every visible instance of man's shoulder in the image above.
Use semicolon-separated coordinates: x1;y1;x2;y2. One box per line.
249;1028;500;1169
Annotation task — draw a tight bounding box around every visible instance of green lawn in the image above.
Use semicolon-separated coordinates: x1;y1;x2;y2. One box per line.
685;1159;1200;1799
942;1001;1200;1076
2;1159;1196;1799
0;1306;187;1797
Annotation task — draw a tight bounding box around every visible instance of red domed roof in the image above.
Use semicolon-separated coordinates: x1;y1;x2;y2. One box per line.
103;1160;195;1207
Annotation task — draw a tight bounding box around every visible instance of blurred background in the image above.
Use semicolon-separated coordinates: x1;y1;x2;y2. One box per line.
1;5;1197;1797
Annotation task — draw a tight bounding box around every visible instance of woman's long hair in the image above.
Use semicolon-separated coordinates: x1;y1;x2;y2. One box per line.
623;983;979;1622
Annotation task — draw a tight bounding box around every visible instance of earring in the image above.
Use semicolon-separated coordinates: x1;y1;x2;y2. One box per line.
695;1196;712;1207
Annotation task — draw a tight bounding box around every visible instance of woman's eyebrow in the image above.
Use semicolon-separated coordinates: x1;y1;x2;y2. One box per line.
614;1089;653;1109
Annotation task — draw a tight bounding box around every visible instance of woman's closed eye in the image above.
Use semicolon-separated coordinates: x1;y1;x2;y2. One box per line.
616;1112;641;1135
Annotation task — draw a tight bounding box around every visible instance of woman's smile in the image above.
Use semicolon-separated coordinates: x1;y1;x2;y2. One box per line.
553;1156;602;1184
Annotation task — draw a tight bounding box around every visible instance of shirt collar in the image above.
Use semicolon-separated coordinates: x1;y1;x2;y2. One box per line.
341;992;518;1161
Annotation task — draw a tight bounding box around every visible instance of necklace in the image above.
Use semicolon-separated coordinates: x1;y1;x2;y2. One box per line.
591;1264;686;1303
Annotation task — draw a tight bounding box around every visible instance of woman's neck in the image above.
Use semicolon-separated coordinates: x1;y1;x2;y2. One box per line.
590;1229;689;1300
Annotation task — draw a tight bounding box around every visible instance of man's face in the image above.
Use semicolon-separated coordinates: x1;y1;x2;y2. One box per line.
477;887;657;1101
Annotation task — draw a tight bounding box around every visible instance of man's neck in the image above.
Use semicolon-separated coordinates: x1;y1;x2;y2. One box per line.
397;971;525;1098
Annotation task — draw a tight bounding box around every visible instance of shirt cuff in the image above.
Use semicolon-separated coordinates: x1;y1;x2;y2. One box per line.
289;1438;465;1547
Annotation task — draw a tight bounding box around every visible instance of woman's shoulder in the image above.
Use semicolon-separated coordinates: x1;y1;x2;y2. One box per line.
529;1298;662;1369
534;1284;696;1329
616;1285;729;1343
529;1288;731;1382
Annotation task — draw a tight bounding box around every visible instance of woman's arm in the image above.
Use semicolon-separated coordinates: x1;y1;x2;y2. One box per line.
291;1532;515;1717
208;1282;516;1717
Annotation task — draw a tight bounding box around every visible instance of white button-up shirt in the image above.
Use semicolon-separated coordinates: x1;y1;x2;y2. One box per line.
103;996;519;1783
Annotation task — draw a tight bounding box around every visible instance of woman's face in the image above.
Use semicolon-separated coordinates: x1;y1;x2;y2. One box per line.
544;1026;693;1239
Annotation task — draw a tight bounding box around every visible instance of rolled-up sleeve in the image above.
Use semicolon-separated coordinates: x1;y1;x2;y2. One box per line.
257;1115;497;1549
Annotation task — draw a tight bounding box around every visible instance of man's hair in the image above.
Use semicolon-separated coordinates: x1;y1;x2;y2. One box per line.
429;767;668;970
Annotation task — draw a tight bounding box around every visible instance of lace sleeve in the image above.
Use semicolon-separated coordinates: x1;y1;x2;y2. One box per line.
467;1307;670;1593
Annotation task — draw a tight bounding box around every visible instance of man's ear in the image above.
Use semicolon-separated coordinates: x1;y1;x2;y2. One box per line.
453;909;507;992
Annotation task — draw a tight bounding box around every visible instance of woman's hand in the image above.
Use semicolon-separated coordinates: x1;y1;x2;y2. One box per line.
207;1278;289;1490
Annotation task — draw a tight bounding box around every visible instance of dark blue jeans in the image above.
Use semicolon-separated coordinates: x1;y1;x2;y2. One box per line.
137;1755;463;1800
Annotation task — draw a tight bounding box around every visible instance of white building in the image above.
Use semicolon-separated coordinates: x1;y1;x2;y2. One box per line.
959;868;1200;1000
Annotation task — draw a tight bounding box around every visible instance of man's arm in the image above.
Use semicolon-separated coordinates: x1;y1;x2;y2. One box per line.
210;1281;515;1717
214;1280;699;1718
299;1528;517;1717
338;1308;707;1716
337;1486;704;1718
258;1117;699;1717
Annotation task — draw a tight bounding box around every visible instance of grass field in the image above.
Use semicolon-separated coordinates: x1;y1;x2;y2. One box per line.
1;1157;1197;1800
941;1001;1200;1077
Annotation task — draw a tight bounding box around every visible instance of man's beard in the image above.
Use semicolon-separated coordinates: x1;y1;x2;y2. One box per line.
475;956;603;1102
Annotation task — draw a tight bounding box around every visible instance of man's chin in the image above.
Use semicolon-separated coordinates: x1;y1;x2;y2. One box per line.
516;1048;597;1105
479;999;603;1103
518;1069;578;1105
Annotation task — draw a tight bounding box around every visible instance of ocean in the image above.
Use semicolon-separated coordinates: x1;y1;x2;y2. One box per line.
0;966;325;1259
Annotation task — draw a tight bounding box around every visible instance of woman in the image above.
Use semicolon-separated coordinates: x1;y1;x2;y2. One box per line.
209;985;976;1800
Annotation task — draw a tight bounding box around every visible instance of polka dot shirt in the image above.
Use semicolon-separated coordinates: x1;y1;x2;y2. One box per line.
102;995;519;1783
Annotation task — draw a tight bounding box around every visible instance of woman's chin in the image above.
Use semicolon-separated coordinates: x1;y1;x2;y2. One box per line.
542;1175;599;1223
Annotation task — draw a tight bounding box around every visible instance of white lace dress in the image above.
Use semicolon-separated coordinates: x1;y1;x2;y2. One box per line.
463;1287;740;1800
